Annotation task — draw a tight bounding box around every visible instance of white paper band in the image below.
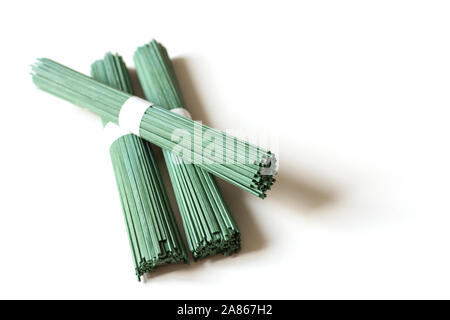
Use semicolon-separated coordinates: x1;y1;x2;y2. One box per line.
104;122;130;146
171;108;192;119
118;96;153;136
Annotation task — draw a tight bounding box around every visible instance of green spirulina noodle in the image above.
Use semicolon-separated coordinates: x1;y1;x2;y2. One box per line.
31;53;276;198
91;53;188;280
134;40;241;259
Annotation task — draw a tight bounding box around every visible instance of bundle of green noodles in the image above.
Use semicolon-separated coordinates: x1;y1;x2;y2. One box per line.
31;59;277;198
134;40;241;259
91;53;188;280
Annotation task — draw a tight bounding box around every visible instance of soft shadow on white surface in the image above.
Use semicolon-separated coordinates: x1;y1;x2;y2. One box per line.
270;170;338;212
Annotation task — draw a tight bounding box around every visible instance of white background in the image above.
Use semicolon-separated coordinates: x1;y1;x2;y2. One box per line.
1;0;449;299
